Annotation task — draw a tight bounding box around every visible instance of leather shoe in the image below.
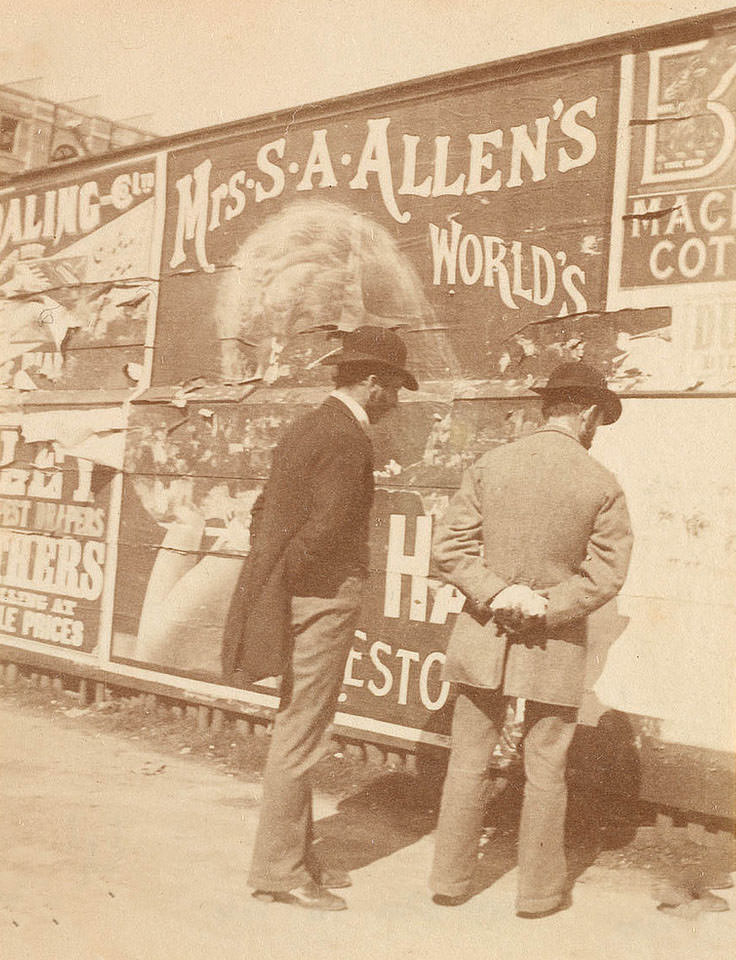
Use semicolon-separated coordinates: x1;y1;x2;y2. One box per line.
313;868;352;890
516;893;571;919
252;880;347;911
432;892;470;907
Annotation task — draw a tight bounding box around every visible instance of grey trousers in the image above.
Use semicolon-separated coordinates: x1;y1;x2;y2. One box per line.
430;684;577;913
248;576;363;892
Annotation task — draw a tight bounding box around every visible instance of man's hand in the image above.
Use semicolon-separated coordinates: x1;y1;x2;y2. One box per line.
490;584;547;633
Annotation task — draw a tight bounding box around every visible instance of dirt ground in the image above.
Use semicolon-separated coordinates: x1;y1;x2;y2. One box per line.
1;677;734;960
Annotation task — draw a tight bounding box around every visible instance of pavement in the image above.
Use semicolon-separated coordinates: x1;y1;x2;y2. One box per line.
1;698;734;960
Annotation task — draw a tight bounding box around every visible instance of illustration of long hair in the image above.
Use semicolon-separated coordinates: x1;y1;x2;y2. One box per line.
216;199;459;382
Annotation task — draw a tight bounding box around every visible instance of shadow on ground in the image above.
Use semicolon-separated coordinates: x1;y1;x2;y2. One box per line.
313;764;442;873
311;715;647;894
312;709;733;901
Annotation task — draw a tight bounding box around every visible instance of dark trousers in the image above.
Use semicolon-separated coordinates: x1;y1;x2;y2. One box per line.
430;684;577;912
248;577;363;892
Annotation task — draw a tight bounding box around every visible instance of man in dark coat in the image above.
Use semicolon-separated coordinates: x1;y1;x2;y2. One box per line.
429;362;633;917
231;326;417;911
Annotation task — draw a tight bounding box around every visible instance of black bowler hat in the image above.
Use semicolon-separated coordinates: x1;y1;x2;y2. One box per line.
532;362;622;424
319;325;418;390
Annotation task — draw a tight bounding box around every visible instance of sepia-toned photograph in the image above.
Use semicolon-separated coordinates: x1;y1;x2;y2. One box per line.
0;2;735;957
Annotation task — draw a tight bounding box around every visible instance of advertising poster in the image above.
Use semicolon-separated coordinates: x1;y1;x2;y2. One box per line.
0;156;162;397
608;31;736;391
152;59;626;390
110;396;267;681
0;422;116;656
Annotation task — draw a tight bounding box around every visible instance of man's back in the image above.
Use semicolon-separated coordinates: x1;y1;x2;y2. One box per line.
433;425;633;705
222;396;374;682
459;427;625;591
430;362;633;917
244;325;417;910
251;396;374;596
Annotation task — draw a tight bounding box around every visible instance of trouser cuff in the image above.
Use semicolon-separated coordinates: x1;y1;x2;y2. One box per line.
429;876;471;898
516;891;563;913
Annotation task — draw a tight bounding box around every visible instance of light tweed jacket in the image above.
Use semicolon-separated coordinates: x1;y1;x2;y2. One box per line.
433;425;633;707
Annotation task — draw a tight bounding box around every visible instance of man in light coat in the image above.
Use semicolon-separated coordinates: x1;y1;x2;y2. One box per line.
429;362;633;917
225;326;417;912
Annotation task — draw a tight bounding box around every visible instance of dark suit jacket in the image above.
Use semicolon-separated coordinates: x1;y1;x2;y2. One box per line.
433;426;633;707
222;396;374;683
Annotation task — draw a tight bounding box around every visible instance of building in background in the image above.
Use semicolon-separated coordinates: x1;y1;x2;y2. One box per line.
0;82;157;178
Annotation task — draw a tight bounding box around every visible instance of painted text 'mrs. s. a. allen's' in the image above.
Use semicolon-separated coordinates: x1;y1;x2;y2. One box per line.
169;99;599;272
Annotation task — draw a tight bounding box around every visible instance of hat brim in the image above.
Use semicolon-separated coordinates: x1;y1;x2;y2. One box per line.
531;383;622;425
319;349;418;391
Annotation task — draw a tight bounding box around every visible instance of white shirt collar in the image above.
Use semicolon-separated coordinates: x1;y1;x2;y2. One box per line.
535;424;584;446
330;390;370;427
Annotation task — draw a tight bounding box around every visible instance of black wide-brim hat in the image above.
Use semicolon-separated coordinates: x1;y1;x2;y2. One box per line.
319;325;418;391
531;362;622;424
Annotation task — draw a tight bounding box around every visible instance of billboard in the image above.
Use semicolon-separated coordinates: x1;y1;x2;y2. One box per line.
151;59;621;390
0;421;117;656
0;156;163;397
609;31;736;307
